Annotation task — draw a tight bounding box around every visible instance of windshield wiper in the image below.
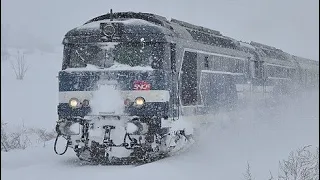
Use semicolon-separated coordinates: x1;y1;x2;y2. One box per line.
75;50;86;66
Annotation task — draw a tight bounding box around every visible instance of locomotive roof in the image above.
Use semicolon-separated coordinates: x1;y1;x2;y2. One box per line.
64;18;173;43
64;11;239;49
64;11;316;64
292;56;319;71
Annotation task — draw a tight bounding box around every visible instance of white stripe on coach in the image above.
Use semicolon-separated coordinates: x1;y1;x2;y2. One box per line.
59;90;170;103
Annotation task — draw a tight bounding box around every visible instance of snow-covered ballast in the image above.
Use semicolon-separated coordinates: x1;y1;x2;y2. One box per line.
55;11;192;164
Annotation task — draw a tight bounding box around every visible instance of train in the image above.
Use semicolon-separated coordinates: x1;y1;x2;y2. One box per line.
54;10;319;164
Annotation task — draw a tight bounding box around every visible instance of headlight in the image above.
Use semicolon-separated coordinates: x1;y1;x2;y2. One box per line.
69;98;79;108
134;97;145;107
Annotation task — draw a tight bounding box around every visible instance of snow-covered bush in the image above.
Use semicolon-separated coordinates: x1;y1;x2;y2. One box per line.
243;145;319;180
278;145;319;180
10;50;28;80
29;128;56;147
1;121;56;151
1;121;10;152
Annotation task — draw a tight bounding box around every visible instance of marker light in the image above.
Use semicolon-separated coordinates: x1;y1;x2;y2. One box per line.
124;98;131;106
82;99;90;107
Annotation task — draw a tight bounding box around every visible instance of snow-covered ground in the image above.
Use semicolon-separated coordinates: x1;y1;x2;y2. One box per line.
1;48;62;131
1;49;319;180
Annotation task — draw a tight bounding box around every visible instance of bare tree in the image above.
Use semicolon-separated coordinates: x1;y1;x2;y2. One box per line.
244;162;255;180
278;145;319;180
1;121;9;152
269;170;274;180
10;51;28;80
9;131;31;150
30;128;56;147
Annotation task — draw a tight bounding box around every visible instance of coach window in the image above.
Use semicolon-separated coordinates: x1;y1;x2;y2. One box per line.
229;59;236;73
278;67;282;78
280;67;284;78
274;67;279;77
239;60;245;73
278;67;283;78
213;56;222;71
266;66;270;77
235;60;239;73
222;57;229;72
281;67;284;77
282;67;288;78
204;56;209;69
286;68;290;78
268;66;274;77
235;60;243;73
226;58;232;72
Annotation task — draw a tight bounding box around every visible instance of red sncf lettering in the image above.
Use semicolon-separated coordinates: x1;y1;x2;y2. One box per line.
133;81;151;90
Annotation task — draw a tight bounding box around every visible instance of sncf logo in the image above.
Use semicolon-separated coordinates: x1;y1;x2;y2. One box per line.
133;80;151;90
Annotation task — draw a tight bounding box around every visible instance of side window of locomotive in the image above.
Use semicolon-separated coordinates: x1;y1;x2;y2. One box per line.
181;51;198;106
170;43;176;72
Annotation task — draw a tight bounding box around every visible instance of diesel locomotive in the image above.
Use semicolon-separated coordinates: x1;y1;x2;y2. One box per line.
54;10;319;164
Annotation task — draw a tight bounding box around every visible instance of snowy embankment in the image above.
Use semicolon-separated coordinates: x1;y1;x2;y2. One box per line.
1;49;319;180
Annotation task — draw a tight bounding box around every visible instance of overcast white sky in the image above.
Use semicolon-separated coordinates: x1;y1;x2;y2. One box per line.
1;0;319;60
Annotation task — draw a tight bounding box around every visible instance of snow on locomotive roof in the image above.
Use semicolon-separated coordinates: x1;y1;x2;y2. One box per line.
67;11;316;66
107;62;154;71
239;41;255;50
292;56;319;71
77;18;159;30
63;63;154;72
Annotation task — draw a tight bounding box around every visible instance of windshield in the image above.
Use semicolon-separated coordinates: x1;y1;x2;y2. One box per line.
63;42;164;69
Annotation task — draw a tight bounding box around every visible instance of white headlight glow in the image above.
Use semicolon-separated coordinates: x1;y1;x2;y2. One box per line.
134;97;145;107
69;98;79;108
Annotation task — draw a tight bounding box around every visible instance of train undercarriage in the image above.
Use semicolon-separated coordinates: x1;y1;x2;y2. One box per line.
54;115;194;165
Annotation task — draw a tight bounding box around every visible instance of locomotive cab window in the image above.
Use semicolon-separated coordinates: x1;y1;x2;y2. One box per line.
62;42;165;70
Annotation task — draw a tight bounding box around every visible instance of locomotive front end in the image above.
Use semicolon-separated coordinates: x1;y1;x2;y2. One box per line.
54;14;187;164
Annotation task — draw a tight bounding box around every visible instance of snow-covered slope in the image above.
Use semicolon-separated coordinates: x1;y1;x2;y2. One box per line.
1;49;319;180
